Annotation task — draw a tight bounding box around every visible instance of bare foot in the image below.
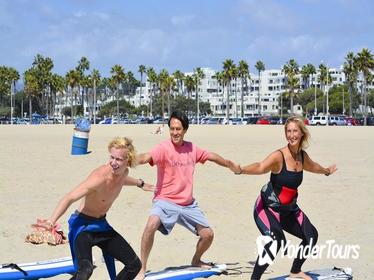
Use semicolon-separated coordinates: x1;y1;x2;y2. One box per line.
289;271;312;280
134;270;146;280
191;260;215;268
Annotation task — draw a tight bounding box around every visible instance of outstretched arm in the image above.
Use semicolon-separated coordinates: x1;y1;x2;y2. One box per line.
207;152;229;167
137;152;152;165
303;152;337;176
48;170;102;226
227;151;281;175
124;176;155;192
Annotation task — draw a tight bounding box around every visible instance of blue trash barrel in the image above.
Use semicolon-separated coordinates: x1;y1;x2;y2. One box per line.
71;129;90;155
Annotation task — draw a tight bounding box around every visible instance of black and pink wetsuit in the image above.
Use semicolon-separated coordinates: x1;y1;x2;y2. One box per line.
251;150;318;280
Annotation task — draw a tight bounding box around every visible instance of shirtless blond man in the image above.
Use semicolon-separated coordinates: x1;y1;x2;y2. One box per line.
45;137;154;280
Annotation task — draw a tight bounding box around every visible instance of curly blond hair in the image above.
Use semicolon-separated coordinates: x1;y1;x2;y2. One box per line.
107;137;137;168
284;115;310;152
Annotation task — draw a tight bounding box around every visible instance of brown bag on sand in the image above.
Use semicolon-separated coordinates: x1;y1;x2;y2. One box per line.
25;218;67;246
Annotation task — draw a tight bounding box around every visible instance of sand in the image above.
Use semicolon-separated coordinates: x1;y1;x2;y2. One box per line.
0;124;373;279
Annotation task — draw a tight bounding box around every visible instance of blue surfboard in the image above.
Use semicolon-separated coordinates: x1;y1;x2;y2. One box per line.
144;264;227;280
0;257;75;280
269;267;353;280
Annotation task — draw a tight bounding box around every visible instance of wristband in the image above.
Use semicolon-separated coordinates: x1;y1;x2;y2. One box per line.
137;179;145;188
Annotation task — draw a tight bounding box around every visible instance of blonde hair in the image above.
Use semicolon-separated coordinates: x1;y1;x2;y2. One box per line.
108;137;137;168
284;115;310;151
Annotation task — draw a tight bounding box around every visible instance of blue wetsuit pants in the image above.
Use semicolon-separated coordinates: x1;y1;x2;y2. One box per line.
70;229;141;280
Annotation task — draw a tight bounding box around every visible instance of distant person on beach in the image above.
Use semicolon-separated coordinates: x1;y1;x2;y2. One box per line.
43;137;154;280
227;115;337;280
135;110;232;279
153;125;164;135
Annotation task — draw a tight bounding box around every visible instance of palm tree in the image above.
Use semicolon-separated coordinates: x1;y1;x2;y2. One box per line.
91;69;101;124
110;64;126;119
0;66;20;122
125;71;138;100
307;64;317;114
32;54;54;116
232;66;239;117
24;68;40;121
158;69;169;122
65;69;80;120
213;71;224;116
138;65;146;106
343;52;359;117
7;67;19;123
173;70;185;96
282;59;300;114
301;63;316;89
300;63;317;114
165;75;176;116
100;77;110;103
76;57;90;115
356;48;374;125
193;67;205;123
318;63;332;114
222;59;236;122
255;61;265;115
184;74;195;103
146;67;158;116
238;60;250;118
49;73;64;119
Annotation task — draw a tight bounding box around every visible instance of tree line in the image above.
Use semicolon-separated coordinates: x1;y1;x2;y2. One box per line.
0;48;373;124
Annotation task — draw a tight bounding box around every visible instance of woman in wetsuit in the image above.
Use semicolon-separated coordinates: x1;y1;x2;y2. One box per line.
227;115;337;280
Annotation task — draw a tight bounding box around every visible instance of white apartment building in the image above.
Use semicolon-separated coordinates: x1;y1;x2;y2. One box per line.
53;66;373;118
129;67;351;117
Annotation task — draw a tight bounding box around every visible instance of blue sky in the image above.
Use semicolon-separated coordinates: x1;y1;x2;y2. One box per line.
0;0;373;77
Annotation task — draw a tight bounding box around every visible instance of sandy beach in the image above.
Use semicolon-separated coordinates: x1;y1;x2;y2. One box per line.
0;124;373;279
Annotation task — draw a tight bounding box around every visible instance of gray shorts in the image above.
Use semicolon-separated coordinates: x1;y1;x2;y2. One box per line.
150;199;210;235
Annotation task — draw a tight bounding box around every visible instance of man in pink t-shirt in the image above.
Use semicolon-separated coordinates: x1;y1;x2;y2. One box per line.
135;111;232;279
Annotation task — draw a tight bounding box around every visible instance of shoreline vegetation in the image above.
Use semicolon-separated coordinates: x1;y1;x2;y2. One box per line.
1;48;374;126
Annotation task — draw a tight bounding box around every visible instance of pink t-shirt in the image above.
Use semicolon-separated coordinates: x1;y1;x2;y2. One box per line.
150;139;210;206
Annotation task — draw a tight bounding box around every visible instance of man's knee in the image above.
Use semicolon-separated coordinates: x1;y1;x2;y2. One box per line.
144;216;161;233
74;259;94;280
116;256;141;280
198;227;214;241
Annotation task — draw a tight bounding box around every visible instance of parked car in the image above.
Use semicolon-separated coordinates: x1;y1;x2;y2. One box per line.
328;115;346;126
134;117;153;124
99;118;112;124
247;116;260;124
309;115;328;125
16;118;30;125
256;118;270;125
221;117;230;125
0;116;10;124
269;116;280;125
231;117;247;125
153;117;168;124
200;117;209;124
345;117;358;126
206;117;221;125
360;116;374;126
